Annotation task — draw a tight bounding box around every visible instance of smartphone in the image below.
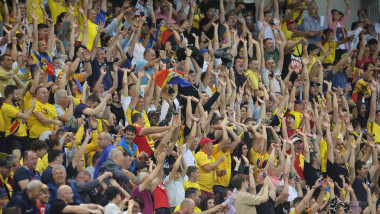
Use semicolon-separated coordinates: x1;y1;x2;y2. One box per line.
140;12;145;17
152;23;156;29
295;177;301;182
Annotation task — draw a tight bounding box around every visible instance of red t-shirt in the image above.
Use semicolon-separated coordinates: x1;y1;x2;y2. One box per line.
134;126;154;156
152;182;170;210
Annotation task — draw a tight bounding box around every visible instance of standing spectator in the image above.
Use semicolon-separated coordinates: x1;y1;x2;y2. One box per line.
232;174;269;214
93;132;116;179
28;86;62;141
326;0;351;60
302;3;327;44
2;84;36;160
195;137;225;198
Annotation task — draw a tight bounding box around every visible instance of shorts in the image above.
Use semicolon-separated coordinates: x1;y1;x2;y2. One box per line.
5;135;30;154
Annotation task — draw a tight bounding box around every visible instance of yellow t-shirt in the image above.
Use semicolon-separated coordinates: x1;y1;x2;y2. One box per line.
367;121;380;143
212;147;231;187
243;69;259;90
126;107;151;128
1;102;28;137
0;109;6;133
85;20;101;51
249;147;265;183
322;41;337;65
48;0;67;24
27;0;44;24
183;180;201;195
195;150;216;193
174;204;202;213
319;139;327;173
289;110;303;129
28;101;58;139
23;91;33;111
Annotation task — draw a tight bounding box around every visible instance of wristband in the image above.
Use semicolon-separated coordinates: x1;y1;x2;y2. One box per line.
106;104;111;106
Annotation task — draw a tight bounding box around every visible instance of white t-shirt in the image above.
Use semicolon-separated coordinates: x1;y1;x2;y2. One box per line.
183;146;196;168
104;203;121;214
261;68;282;95
257;19;280;44
121;95;132;126
163;176;185;207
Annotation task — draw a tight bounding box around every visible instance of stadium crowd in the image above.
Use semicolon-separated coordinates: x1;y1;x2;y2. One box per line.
0;0;379;213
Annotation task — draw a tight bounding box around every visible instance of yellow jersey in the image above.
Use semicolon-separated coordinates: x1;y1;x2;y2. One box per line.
195;150;216;193
28;101;58;139
1;101;28;137
212;147;231;187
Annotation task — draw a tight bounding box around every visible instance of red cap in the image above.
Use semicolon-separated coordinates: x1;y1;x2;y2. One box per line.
287;19;296;27
199;137;216;147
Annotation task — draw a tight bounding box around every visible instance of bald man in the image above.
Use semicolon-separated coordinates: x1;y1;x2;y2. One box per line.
49;185;104;214
174;199;195;214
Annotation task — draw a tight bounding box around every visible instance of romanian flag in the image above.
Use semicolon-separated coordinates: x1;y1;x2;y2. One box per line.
32;51;55;76
154;69;192;88
155;25;172;46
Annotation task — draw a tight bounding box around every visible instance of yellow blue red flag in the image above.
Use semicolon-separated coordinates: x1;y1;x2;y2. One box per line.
154;69;192;88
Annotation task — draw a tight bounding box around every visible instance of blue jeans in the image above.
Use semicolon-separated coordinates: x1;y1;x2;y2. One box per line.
213;185;227;194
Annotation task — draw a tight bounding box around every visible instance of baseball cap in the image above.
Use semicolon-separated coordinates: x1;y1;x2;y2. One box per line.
0;159;11;168
199;137;216;147
287;19;296;27
0;188;6;197
294;99;302;104
310;81;321;87
42;184;53;192
200;49;209;54
292;137;302;144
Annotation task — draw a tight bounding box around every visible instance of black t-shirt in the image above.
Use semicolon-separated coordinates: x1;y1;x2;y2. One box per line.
352;175;371;201
256;197;275;214
326;159;349;188
13;167;40;193
274;201;290;214
303;160;324;187
149;150;177;176
199;17;215;40
110;104;126;126
234;71;247;91
50;199;80;214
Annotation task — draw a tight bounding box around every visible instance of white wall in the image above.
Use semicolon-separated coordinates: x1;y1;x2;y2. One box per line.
254;0;362;31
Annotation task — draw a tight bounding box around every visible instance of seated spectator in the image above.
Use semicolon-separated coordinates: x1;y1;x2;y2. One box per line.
5;180;43;214
41;149;63;184
13;150;40;193
67;170;113;203
47;165;82;204
49;185;103;214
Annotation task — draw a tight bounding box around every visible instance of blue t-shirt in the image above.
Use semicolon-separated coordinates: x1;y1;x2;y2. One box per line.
135;59;155;85
89;58;113;90
95;10;107;25
327;69;347;91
